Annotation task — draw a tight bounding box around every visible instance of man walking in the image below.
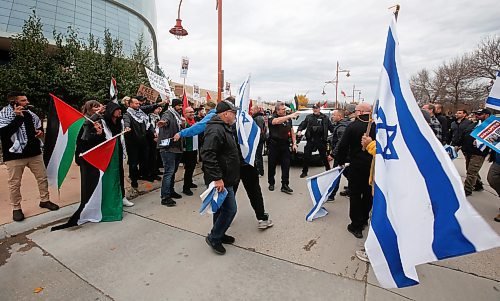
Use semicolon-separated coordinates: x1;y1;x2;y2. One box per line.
336;103;375;239
157;99;184;206
267;102;299;194
297;103;333;178
202;100;240;255
251;105;266;176
181;106;198;196
327;109;351;201
0;91;59;221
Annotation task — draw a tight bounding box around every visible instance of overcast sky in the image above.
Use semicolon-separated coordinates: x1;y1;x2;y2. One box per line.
155;0;500;105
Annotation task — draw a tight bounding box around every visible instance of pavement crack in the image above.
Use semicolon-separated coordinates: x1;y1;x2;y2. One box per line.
303;237;319;251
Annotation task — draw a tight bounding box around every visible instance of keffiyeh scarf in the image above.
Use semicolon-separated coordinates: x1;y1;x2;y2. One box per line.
126;107;151;130
0;105;41;153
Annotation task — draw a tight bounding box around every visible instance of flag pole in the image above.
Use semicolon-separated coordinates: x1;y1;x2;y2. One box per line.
79;129;130;157
362;5;401;150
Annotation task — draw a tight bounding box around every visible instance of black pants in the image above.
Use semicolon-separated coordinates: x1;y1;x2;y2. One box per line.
182;150;198;190
348;164;373;231
254;140;265;176
267;141;291;186
126;140;149;184
331;161;350;197
302;140;330;174
235;164;268;221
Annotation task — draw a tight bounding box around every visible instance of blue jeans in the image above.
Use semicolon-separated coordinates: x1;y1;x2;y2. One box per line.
160;151;181;199
209;186;237;244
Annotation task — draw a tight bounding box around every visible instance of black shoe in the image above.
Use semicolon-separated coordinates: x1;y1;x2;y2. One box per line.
205;236;226;255
465;190;472;196
281;185;293;194
299;172;307;178
13;209;24;222
170;191;182;199
339;190;350;197
269;184;274;191
326;195;335;202
221;234;235;244
39;201;59;211
347;224;363;239
474;184;484;192
495;214;500;222
182;189;193;196
189;183;198;188
131;181;138;189
161;198;176;207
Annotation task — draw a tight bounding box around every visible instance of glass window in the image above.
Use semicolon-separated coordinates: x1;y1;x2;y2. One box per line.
8;17;26;27
57;1;75;10
13;0;36;7
11;3;31;12
56;14;74;23
0;22;8;31
36;2;54;11
74;18;90;27
0;1;13;10
7;24;23;32
56;7;74;17
37;8;56;19
0;15;8;23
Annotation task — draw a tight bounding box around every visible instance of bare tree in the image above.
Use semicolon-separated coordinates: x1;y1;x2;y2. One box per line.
410;69;432;104
472;35;500;79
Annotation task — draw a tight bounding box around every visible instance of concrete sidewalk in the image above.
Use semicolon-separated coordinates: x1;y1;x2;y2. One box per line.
0;157;499;300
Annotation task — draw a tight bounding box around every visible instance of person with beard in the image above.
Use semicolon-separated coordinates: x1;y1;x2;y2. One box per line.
157;99;184;206
123;97;154;188
335;102;375;239
202;100;240;255
102;102;134;207
251;105;266;176
180;106;198;196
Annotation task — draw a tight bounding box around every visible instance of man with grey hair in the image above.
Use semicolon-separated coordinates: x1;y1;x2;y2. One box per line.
422;103;443;143
267;102;299;194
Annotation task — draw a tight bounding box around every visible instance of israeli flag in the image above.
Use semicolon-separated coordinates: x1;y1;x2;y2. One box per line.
485;71;500;111
365;16;500;289
306;166;346;222
199;181;228;215
443;144;458;160
236;75;261;166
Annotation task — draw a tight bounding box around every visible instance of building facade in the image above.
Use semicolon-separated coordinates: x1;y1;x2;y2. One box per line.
0;0;158;65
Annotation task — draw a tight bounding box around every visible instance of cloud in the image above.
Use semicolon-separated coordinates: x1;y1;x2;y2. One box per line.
156;0;500;105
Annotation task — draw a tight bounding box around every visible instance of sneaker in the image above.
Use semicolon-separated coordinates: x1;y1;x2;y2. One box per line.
299;172;307;178
268;184;274;191
170;191;182;199
205;236;226;255
494;214;500;222
131;181;138;189
182;189;193;196
347;224;363;239
258;219;274;229
161;198;176;207
189;183;198;188
355;249;370;263
122;197;134;207
39;201;59;211
221;234;235;244
281;185;293;194
13;209;24;222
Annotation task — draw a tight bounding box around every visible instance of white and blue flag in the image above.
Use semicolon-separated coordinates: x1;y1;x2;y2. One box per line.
236;75;261;166
199;181;228;215
365;16;500;289
306;166;346;222
443;144;458;160
485;71;500;111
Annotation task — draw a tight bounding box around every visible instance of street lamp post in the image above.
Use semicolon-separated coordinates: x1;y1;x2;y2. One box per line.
352;84;361;103
169;0;188;39
330;61;350;109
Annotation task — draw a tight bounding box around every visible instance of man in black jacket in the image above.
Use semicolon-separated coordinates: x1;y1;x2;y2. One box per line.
327;109;351;201
202;100;240;255
297;104;333;178
461;109;491;196
450;109;472;149
0;91;59;221
336;103;375;239
251;105;266;176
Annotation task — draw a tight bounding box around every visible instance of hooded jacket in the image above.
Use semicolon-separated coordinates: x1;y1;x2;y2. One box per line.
201;115;240;187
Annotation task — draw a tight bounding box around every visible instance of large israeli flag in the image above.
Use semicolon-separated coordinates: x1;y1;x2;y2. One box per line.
199;181;228;215
365;16;500;289
306;166;346;222
485;71;500;111
236;75;261;166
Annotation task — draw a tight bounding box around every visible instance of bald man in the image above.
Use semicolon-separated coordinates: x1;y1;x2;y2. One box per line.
335;102;375;239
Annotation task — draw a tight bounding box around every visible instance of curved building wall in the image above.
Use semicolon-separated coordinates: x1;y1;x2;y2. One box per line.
0;0;158;65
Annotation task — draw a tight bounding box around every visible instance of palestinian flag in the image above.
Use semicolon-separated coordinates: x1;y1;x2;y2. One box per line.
45;94;85;189
51;136;123;231
182;89;189;117
206;91;212;102
110;77;118;103
290;94;299;111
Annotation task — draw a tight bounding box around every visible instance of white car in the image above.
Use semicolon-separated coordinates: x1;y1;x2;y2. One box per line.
291;109;333;162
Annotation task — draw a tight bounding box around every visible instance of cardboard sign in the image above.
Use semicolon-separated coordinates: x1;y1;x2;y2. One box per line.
137;84;160;103
471;115;500;153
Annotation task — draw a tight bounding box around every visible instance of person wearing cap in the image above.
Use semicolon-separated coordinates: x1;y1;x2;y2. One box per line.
461;108;491;196
157;98;185;207
296;103;334;178
202;100;240;255
267;102;300;194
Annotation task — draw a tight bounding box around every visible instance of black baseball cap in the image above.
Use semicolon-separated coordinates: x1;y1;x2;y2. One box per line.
474;108;492;115
216;100;239;113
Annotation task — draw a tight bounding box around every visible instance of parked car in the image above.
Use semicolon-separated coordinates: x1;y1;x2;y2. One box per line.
291;109;333;163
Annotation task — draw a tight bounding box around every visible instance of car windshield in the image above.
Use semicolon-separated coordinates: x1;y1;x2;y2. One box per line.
292;111;331;126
